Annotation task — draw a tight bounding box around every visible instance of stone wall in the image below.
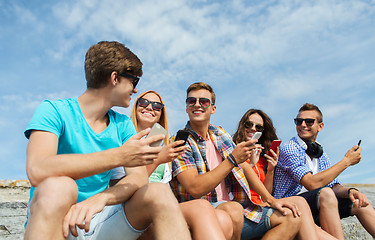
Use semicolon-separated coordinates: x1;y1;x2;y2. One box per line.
0;180;374;239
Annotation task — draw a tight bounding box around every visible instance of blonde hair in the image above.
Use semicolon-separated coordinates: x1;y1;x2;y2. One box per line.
131;90;169;144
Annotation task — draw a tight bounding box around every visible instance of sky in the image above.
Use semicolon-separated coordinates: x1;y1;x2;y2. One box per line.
0;0;374;183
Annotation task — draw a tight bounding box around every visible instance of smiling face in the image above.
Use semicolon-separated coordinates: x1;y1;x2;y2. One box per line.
296;110;324;141
136;92;162;128
186;89;216;125
111;73;138;108
244;113;264;141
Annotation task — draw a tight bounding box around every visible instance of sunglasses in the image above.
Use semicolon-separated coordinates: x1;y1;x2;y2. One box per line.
294;118;316;126
244;121;264;132
118;72;140;89
137;98;164;111
186;97;212;109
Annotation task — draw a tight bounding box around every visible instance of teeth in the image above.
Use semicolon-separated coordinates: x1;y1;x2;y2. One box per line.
142;112;153;117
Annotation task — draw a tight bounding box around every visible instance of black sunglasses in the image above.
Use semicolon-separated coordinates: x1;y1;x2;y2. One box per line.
137;98;164;111
244;121;264;132
294;118;316;126
186;97;212;109
118;72;140;89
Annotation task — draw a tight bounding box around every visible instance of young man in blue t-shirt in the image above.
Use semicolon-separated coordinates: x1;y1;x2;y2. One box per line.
24;41;191;240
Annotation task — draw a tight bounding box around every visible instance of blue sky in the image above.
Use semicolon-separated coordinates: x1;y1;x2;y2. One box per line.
1;0;374;183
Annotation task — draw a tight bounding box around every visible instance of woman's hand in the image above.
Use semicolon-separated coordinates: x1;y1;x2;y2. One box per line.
156;140;187;165
247;144;263;167
265;147;279;172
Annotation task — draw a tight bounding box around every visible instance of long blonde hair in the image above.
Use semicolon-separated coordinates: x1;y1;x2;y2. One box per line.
130;90;169;144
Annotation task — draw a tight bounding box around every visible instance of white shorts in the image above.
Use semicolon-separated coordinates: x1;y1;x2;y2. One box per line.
68;204;145;240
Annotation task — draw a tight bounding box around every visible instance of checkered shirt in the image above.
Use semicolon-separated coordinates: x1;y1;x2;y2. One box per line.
273;135;339;199
171;122;262;223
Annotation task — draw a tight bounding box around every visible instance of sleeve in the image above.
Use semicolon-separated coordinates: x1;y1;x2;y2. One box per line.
278;143;312;183
24;100;63;139
172;139;197;177
110;167;126;180
120;115;137;144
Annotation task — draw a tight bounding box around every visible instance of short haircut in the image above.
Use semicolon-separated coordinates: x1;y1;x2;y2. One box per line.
186;82;216;105
84;41;143;89
298;103;323;122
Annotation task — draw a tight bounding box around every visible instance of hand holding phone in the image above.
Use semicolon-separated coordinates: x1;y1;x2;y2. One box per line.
174;130;189;147
146;123;167;147
268;140;281;155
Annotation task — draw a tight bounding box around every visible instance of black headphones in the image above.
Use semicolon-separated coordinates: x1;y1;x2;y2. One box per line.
304;140;323;158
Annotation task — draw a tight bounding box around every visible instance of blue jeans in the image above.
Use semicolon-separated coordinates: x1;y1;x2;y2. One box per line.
241;206;275;240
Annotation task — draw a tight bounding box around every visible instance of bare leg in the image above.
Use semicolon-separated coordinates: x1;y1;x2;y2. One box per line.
215;209;234;240
316;226;338;240
125;183;191;240
352;200;375;237
319;188;344;240
216;201;244;240
179;199;227;240
24;176;78;240
262;208;300;240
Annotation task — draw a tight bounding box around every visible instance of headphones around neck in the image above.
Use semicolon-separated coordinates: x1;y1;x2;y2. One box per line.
304;140;323;158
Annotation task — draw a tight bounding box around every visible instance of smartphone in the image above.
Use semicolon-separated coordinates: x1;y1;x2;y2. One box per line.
174;130;189;147
147;123;167;147
354;139;361;151
268;140;281;155
251;132;262;141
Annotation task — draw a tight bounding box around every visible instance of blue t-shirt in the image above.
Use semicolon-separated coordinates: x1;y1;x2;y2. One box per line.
25;97;136;203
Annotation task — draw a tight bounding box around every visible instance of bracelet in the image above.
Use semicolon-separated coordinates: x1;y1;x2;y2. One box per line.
347;187;359;195
227;154;239;167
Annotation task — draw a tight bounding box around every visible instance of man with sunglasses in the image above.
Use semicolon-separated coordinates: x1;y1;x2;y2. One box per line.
273;103;375;239
171;82;303;240
24;41;191;240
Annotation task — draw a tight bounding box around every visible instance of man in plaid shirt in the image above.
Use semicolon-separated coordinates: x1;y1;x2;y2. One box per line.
273;103;375;239
171;82;302;240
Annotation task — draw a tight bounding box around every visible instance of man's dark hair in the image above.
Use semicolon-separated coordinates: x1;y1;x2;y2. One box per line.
84;41;143;89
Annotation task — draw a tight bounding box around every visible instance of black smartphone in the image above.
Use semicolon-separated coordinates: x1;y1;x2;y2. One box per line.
174;130;189;147
355;139;361;151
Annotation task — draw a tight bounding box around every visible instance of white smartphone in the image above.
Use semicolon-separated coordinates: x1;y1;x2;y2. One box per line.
146;123;167;147
251;132;262;141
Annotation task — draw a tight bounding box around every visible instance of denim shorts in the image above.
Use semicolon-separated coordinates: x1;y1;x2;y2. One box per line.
67;204;145;240
241;206;275;240
298;187;353;226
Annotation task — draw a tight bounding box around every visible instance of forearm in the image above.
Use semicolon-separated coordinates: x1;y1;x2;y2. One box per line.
27;148;122;186
241;163;274;202
99;167;149;206
303;160;349;190
331;183;348;198
179;158;234;198
263;170;274;194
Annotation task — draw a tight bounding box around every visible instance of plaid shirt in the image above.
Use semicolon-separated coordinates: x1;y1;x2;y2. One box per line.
273;135;339;199
171;122;262;223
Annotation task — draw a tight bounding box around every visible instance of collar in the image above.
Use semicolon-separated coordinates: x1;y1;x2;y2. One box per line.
185;121;217;142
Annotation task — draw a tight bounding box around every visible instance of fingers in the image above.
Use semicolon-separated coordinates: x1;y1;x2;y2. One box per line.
132;128;151;140
63;208;72;237
142;134;165;146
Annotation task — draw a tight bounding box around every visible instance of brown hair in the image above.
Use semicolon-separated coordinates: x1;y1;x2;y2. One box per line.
130;90;169;144
186;82;216;105
84;41;143;89
298;103;323;122
233;109;278;154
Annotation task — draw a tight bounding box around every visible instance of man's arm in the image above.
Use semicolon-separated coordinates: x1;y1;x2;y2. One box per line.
63;166;148;237
300;145;362;191
176;140;257;198
331;183;369;208
27;129;164;186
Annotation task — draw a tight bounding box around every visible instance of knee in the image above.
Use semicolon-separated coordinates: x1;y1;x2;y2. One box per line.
30;176;78;215
319;187;338;208
219;202;244;225
216;210;234;239
282;208;302;227
141;183;178;210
